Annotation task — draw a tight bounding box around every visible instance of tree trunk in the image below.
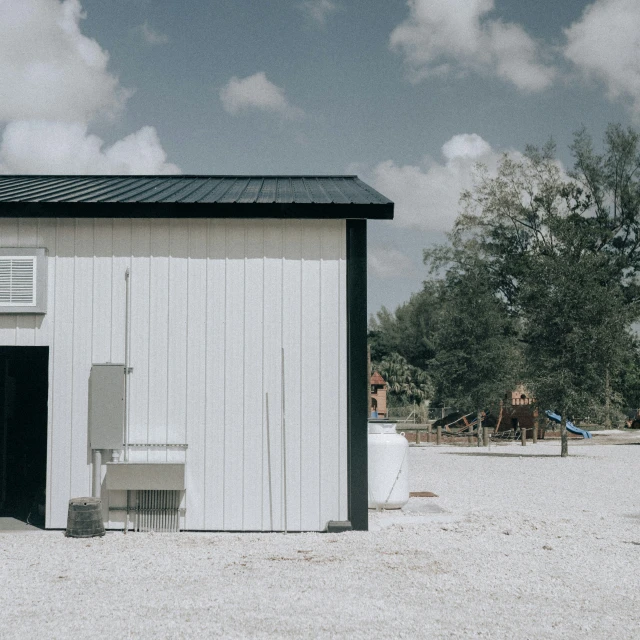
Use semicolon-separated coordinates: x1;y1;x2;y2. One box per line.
477;409;483;447
604;367;611;429
561;410;568;457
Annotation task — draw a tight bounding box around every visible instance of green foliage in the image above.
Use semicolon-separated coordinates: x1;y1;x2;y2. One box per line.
370;124;640;420
437;124;640;417
368;285;438;370
373;352;433;406
429;263;522;410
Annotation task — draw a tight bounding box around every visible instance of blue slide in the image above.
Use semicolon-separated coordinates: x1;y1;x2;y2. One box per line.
545;410;592;439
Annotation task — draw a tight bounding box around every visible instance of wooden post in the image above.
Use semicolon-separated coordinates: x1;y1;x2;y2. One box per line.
467;422;473;445
426;422;431;443
367;345;371;419
477;409;483;447
436;425;441;445
532;413;539;444
561;409;568;457
521;422;526;446
483;426;489;447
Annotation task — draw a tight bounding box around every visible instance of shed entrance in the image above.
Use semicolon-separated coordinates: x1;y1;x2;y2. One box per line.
0;347;49;527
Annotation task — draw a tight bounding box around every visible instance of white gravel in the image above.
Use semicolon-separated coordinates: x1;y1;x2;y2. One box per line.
2;436;639;639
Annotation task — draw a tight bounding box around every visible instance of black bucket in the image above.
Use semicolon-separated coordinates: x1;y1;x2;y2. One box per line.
65;497;105;538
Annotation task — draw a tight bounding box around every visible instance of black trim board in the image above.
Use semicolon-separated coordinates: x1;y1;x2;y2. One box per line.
346;219;368;531
0;201;393;220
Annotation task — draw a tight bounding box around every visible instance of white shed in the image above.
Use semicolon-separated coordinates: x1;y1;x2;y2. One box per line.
0;175;393;532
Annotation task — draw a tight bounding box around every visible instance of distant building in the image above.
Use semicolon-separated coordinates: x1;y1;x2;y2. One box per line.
370;371;388;418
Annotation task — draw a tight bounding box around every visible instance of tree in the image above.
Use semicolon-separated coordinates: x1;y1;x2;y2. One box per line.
373;352;433;407
427;258;522;412
368;284;439;370
437;126;640;455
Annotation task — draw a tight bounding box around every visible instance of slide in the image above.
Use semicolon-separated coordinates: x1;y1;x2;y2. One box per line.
545;410;592;439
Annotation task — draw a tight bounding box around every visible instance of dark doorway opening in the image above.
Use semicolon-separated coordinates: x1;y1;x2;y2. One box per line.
0;346;49;527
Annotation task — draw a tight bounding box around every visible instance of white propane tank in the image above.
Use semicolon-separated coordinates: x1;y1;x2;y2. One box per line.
368;422;409;509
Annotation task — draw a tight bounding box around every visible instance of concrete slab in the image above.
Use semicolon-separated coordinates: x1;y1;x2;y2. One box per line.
368;497;460;531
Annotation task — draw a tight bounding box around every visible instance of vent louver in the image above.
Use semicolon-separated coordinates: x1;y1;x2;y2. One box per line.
0;257;36;306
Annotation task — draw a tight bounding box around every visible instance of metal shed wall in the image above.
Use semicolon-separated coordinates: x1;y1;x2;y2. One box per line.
0;217;347;531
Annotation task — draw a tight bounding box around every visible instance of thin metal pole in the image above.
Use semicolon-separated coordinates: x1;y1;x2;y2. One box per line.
281;348;288;534
266;393;273;530
124;268;131;462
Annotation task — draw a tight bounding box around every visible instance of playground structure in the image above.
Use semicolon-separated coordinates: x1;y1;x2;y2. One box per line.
545;410;592;439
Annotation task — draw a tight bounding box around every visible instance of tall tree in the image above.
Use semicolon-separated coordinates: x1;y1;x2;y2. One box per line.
439;126;640;455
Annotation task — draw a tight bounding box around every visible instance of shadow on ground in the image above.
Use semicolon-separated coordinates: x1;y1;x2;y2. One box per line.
439;451;585;458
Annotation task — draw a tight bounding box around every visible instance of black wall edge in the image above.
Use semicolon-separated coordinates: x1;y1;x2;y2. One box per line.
346;219;368;531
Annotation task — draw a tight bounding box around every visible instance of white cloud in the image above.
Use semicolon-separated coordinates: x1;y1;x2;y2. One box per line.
368;246;416;279
219;72;304;119
139;21;170;45
564;0;640;117
0;122;180;175
364;133;504;232
0;0;180;174
298;0;339;26
0;0;129;123
390;0;555;92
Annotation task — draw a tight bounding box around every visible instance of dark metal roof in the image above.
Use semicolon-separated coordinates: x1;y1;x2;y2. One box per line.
0;175;393;220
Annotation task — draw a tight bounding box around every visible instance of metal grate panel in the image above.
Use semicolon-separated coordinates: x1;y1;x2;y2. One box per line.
134;490;181;532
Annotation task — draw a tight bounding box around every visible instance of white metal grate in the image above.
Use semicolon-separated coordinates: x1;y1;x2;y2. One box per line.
0;257;36;306
134;490;181;532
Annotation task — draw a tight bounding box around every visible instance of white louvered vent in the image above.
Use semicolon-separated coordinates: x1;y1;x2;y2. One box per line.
0;257;36;306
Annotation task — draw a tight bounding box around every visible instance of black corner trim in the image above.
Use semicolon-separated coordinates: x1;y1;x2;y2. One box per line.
346;219;368;531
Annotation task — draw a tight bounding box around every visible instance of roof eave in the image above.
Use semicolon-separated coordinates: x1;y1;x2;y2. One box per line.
0;201;394;220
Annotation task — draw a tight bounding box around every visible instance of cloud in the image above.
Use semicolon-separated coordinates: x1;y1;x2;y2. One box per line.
0;0;130;123
0;122;180;174
368;246;416;279
298;0;339;26
564;0;640;117
138;21;170;45
362;133;504;232
219;72;304;119
390;0;555;92
0;0;180;174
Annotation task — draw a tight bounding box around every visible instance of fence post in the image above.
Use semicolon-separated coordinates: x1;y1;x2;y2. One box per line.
427;423;431;443
436;425;441;445
533;414;538;444
483;426;489;447
521;424;526;446
477;409;483;447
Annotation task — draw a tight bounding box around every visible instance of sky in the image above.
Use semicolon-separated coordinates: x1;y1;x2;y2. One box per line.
0;0;638;316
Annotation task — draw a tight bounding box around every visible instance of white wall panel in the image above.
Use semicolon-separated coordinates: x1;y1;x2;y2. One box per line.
204;220;226;530
224;221;245;530
0;218;347;531
300;221;322;530
184;220;207;530
282;221;302;530
148;220;170;464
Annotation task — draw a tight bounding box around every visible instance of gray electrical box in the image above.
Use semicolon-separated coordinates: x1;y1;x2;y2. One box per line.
89;364;124;450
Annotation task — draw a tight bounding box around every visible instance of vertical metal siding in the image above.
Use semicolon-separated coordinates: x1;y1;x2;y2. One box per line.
0;217;347;531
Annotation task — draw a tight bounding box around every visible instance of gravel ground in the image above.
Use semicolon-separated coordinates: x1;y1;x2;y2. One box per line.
1;435;639;639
